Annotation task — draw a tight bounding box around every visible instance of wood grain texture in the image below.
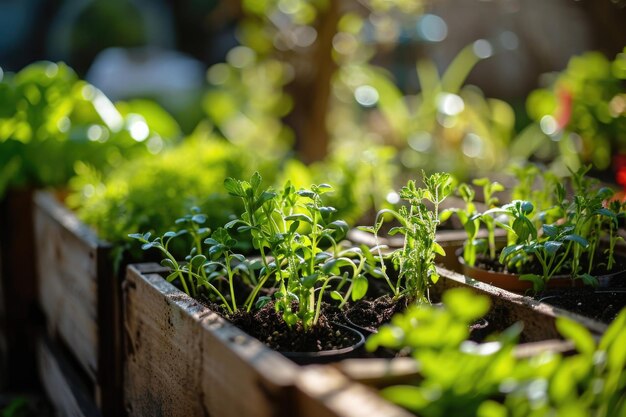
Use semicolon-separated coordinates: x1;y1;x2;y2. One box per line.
124;263;298;417
34;191;122;417
432;266;608;339
125;264;417;417
293;366;413;417
37;335;101;417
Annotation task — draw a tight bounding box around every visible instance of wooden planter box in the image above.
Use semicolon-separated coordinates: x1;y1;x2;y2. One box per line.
33;190;121;417
335;265;604;385
124;263;411;417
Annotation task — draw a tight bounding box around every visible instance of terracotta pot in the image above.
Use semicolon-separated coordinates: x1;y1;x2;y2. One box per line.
459;251;626;293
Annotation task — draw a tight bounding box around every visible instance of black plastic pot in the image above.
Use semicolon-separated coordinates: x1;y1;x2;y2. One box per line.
280;323;365;365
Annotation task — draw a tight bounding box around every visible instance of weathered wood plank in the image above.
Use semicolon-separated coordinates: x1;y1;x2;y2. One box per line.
35;191;101;379
125;264;417;417
124;264;299;417
293;366;413;417
432;266;608;339
37;335;101;417
34;191;122;417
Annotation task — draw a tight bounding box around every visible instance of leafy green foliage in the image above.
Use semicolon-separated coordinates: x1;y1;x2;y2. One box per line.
69;134;269;258
364;171;453;302
0;61;179;197
455;165;625;292
130;172;379;332
521;49;626;171
369;289;626;417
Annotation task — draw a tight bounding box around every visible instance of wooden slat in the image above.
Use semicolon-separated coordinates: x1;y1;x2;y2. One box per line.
34;191;101;379
33;190;122;417
432;266;608;339
293;366;413;417
37;335;101;417
124;264;299;417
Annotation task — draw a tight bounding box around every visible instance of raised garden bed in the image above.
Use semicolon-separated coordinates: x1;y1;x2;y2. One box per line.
124;261;594;416
124;263;410;417
33;190;121;417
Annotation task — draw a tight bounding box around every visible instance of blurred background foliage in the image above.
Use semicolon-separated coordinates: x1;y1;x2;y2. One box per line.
1;0;626;223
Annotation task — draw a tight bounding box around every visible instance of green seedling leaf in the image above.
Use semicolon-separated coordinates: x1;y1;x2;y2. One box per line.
564;234;589;248
351;275;369;301
556;317;595;355
224;177;245;197
329;220;349;233
204;238;218;245
256;191;276;207
284;213;313;224
315;252;333;263
231;254;246;263
165;271;179;283
519;274;544;293
190;254;207;269
250;171;262;189
439;209;454;222
160;258;176;269
576;273;599;288
542;224;558;237
499;244;522;263
301;273;319;288
388;226;405;236
330;291;343;301
141;242;154;250
544;241;563;255
594;207;616;218
444;288;490;322
297;189;316;199
191;214;206;224
432;242;446;257
318;206;337;216
289;221;300;234
255;296;271;309
128;233;144;240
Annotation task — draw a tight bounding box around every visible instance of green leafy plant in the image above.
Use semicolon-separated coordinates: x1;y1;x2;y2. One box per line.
456;165;626;292
363;172;453;303
0;61;179;197
519;48;626;172
131;172;376;333
367;288;626;417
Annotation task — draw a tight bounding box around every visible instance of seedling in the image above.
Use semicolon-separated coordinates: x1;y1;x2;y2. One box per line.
363;171;453;303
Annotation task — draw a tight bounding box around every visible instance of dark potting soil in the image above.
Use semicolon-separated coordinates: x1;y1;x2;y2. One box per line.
344;295;410;333
228;301;361;352
473;252;626;278
538;289;626;324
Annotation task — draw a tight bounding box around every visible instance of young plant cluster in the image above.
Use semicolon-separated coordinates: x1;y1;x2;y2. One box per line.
131;172;381;332
362;171;453;303
453;165;626;292
368;288;626;417
131;171;454;334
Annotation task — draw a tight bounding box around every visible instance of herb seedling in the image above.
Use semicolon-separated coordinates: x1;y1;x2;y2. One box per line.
364;172;453;302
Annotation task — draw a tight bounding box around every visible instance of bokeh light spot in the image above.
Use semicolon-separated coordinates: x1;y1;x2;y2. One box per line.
417;14;448;42
540;115;558;135
355;85;379;107
473;39;493;59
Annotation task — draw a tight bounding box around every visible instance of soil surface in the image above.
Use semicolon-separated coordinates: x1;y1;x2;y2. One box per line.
538;289;626;324
229;301;361;352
